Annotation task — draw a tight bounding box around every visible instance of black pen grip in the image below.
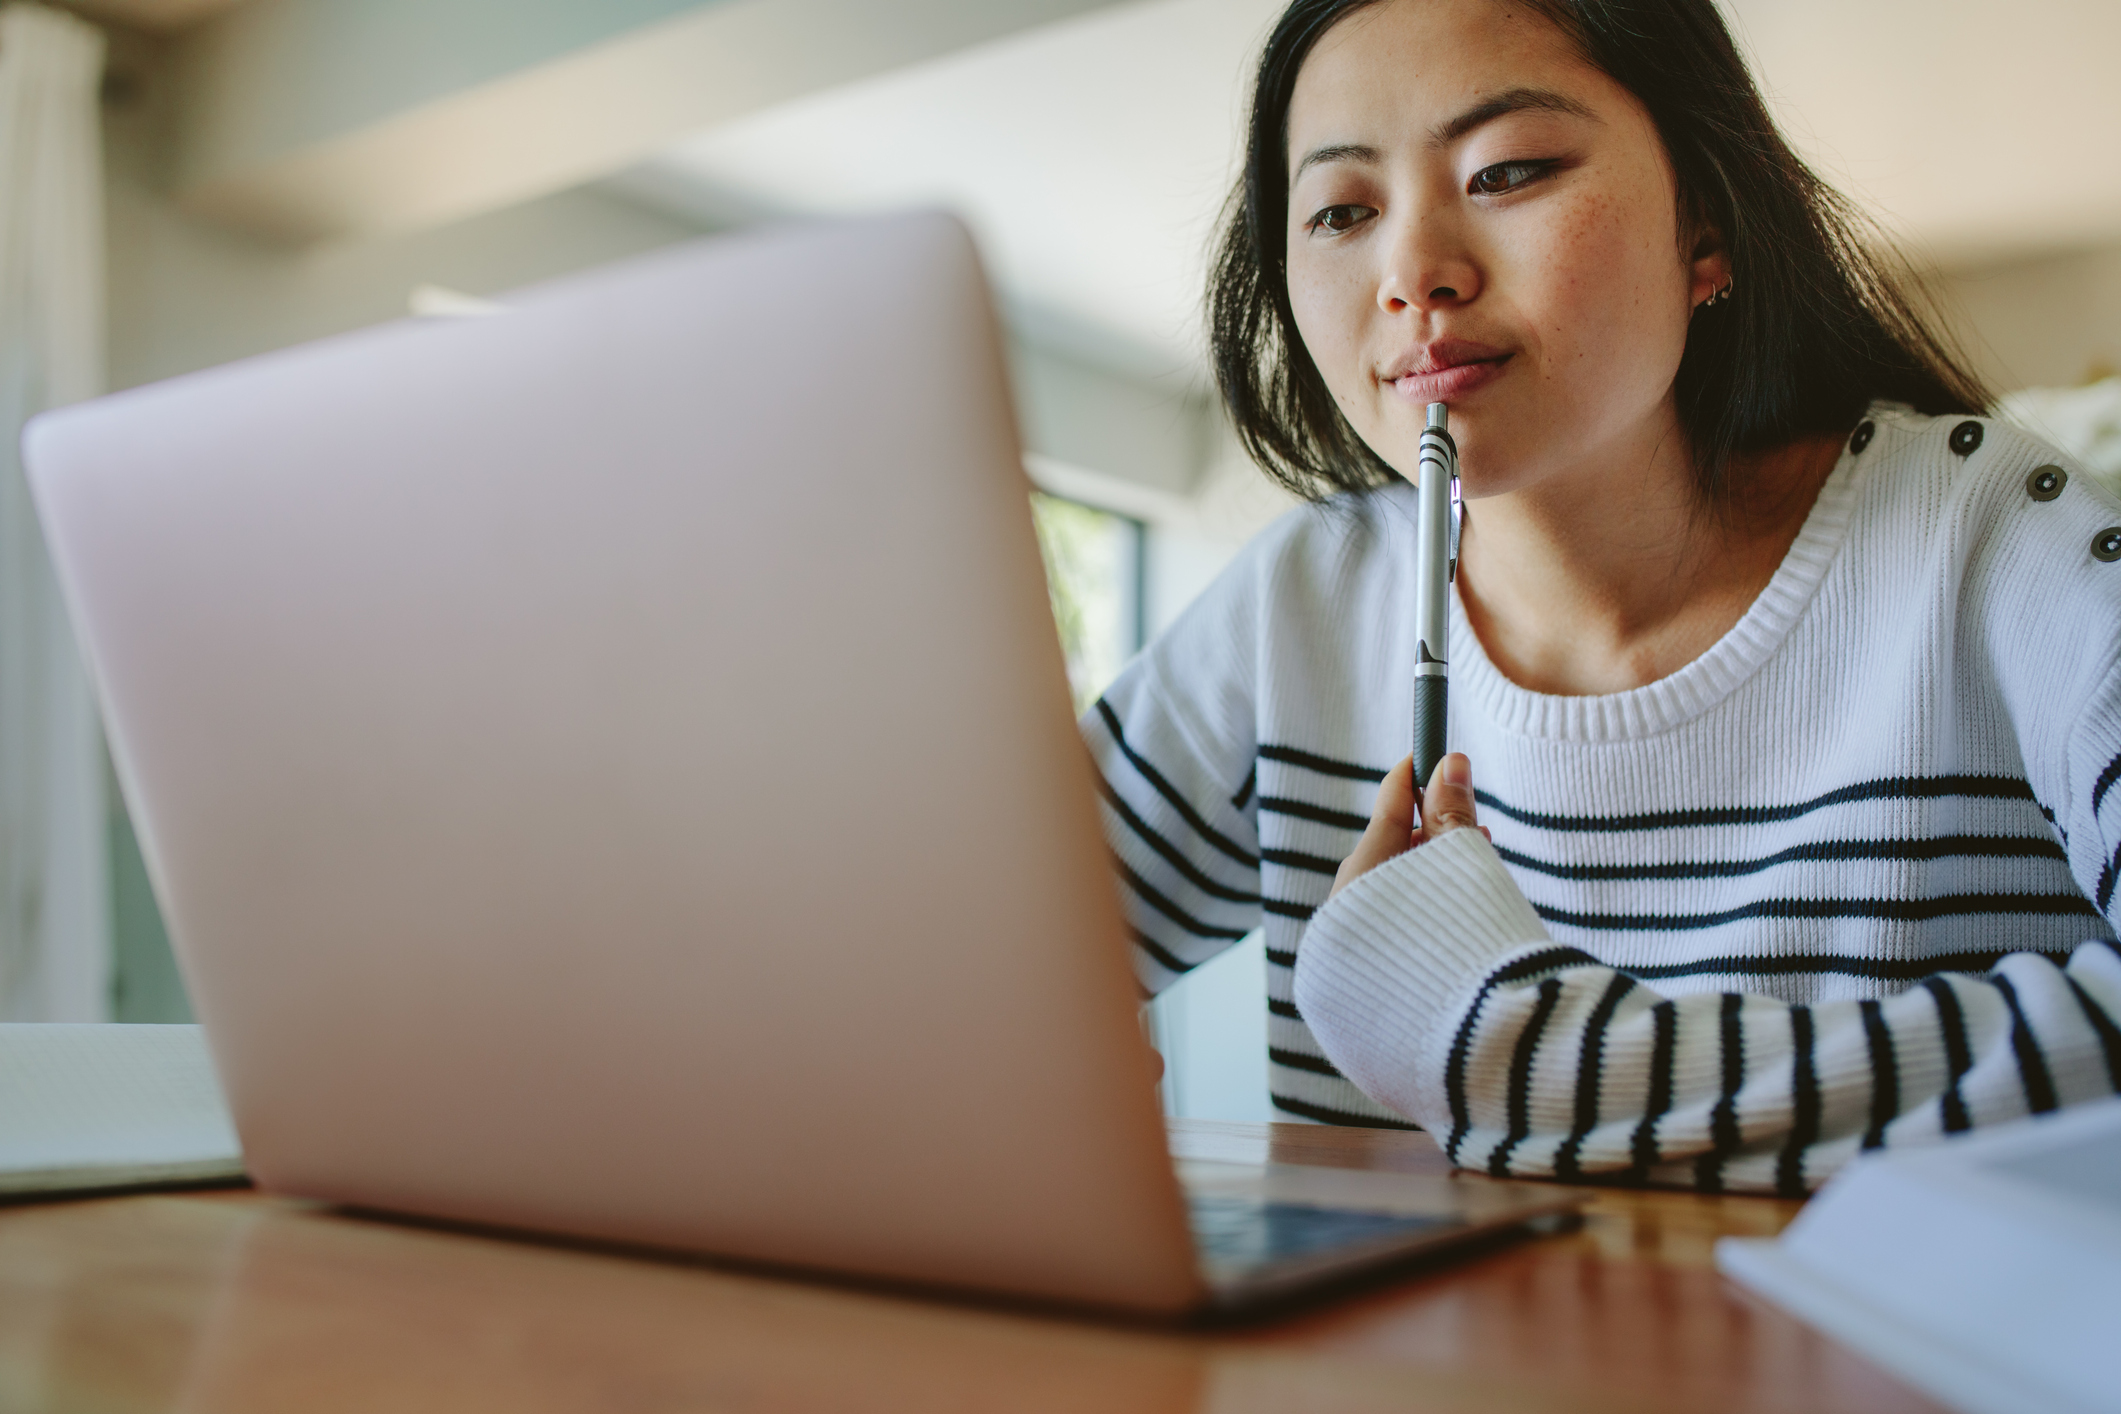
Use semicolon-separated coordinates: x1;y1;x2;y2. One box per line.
1412;676;1448;790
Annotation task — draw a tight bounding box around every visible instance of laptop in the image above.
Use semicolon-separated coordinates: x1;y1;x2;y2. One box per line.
24;211;1582;1316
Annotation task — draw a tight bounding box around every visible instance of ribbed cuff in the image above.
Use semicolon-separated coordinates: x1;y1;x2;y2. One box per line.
1292;829;1550;1125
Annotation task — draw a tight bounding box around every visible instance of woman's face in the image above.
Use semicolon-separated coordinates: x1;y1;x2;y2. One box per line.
1283;0;1724;498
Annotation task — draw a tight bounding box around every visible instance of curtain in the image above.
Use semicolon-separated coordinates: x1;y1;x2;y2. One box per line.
0;3;108;1020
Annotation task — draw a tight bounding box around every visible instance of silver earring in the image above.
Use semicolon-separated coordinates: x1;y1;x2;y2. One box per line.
1708;276;1734;307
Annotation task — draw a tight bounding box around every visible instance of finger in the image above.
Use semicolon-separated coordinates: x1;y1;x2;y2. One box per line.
1368;754;1419;839
1420;752;1480;838
1330;756;1420;898
1348;755;1419;868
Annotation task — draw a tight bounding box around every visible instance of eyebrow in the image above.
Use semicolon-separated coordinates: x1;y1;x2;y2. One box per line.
1289;87;1600;183
1291;142;1381;182
1430;86;1600;146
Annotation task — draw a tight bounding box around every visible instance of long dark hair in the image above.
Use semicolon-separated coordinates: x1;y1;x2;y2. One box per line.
1209;0;1991;503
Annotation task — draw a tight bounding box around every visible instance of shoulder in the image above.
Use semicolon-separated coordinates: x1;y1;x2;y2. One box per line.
1853;403;2121;701
1099;486;1409;747
1235;484;1415;605
1150;484;1413;640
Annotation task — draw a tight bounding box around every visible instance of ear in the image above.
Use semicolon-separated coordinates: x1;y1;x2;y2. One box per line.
1687;224;1731;309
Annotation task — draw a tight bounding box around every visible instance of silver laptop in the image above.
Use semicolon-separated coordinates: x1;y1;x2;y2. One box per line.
24;212;1580;1316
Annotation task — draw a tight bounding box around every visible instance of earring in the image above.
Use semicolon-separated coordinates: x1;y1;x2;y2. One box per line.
1705;276;1735;307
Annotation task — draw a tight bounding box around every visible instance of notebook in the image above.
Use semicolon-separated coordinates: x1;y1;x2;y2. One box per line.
0;1024;244;1198
1718;1096;2119;1414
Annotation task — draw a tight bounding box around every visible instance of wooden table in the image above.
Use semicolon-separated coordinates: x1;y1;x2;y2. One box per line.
0;1120;1944;1414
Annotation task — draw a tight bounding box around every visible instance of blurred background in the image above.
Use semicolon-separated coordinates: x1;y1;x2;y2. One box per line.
3;0;2117;1123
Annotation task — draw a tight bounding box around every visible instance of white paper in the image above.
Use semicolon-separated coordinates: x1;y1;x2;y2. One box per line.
1718;1098;2121;1414
0;1024;244;1196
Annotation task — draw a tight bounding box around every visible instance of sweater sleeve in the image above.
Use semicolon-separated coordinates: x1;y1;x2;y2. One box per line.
1081;537;1267;998
1294;828;2121;1194
2068;658;2121;933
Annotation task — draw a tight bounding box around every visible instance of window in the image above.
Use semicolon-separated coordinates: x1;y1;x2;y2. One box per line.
1030;492;1145;713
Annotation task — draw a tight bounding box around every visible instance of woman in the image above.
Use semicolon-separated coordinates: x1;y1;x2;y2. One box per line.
1089;0;2121;1193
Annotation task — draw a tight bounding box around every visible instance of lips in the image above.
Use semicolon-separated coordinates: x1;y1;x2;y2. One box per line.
1382;340;1512;404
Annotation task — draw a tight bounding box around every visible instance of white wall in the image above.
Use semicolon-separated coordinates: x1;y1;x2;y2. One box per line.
1936;244;2121;394
107;93;711;391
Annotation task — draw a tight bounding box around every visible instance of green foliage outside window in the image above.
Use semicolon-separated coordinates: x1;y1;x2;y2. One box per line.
1031;492;1138;715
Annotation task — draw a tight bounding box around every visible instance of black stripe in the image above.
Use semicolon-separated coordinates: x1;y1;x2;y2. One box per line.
1267;996;1303;1021
1534;891;2101;934
1584;943;2078;986
1494;833;2067;882
1258;744;1387;782
1258;795;1369;831
1858;999;1898;1150
1231;766;1256;811
1776;1006;1820;1198
1115;859;1250;941
1266;945;1295;969
1489;977;1567;1177
1991;973;2059;1115
1442;946;1601;1164
1128;925;1195;979
1093;699;1259;868
1269;1092;1421;1130
2099;841;2120;913
1262;897;1317;921
1926;978;1975;1133
1695;994;1746;1194
1475;773;2037;834
1097;777;1260;905
2036;799;2069;850
2095;750;2121;816
2065;977;2121;1091
1627;1002;1679;1179
1555;973;1637;1182
1268;1046;1344;1078
1262;846;1343;876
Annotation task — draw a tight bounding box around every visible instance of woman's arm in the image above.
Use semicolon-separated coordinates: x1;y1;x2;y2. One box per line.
1081;526;1281;998
1083;689;1264;995
1295;764;2121;1195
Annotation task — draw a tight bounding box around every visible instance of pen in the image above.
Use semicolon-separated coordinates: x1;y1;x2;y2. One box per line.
1412;403;1460;788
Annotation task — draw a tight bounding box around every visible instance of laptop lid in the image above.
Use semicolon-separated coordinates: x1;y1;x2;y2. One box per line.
26;213;1203;1314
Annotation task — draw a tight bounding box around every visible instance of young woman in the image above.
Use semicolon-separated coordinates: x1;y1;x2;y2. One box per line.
1087;0;2121;1193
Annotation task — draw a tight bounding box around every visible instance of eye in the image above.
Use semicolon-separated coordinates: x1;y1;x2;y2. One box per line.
1307;203;1376;235
1469;161;1552;196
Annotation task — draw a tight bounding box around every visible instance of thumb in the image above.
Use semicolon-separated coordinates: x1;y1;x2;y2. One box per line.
1420;753;1480;838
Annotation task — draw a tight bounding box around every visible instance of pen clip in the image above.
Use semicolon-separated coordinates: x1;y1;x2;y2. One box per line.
1447;476;1463;583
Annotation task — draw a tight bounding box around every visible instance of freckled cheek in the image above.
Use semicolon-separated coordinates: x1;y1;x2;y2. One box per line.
1286;260;1378;406
1514;202;1681;382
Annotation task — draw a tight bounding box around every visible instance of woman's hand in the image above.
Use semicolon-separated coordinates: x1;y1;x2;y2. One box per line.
1328;752;1487;900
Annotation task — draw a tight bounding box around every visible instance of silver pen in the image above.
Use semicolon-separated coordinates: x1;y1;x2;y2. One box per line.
1412;403;1461;786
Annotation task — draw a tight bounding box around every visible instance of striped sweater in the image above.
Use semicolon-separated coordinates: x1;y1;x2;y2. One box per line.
1086;405;2121;1193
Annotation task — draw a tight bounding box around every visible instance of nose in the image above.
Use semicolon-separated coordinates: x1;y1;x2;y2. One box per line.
1376;206;1482;315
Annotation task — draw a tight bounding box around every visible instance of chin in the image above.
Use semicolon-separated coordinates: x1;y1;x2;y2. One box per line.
1433;421;1538;501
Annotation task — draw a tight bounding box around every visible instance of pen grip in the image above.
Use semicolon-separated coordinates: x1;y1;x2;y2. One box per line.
1412;675;1448;791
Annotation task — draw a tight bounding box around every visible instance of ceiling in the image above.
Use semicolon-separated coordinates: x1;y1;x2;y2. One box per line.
635;0;2121;378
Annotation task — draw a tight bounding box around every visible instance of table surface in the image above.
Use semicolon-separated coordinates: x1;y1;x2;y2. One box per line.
0;1120;1946;1414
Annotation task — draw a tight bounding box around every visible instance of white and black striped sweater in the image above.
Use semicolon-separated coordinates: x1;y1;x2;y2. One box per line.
1086;405;2121;1193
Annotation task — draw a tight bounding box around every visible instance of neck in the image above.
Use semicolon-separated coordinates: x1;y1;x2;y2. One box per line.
1456;416;1842;697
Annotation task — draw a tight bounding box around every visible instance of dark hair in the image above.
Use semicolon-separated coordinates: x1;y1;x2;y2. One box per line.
1209;0;1992;503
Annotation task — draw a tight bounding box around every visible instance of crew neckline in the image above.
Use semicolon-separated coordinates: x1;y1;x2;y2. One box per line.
1448;430;1869;743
